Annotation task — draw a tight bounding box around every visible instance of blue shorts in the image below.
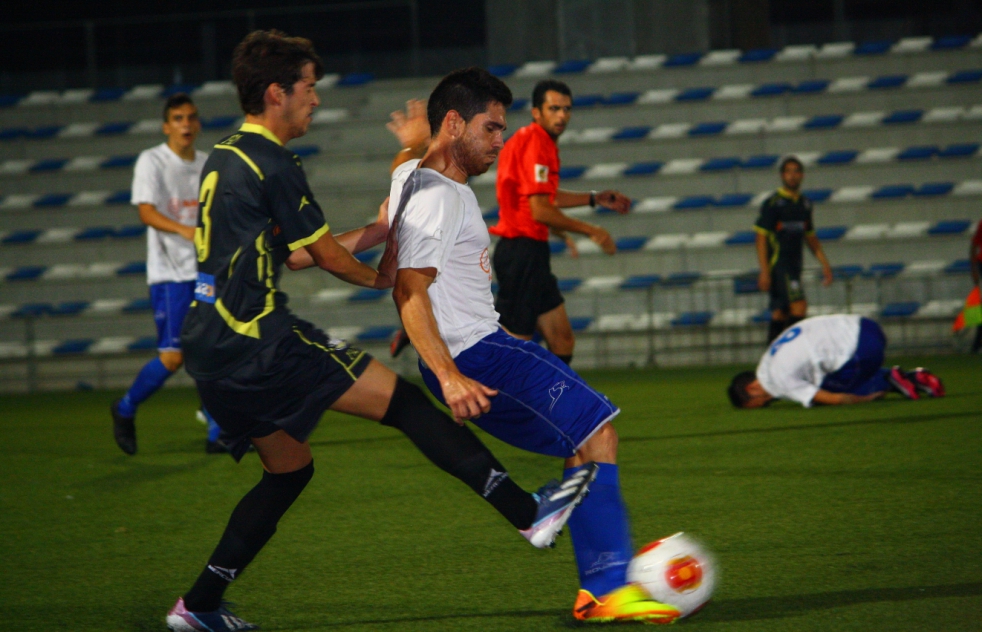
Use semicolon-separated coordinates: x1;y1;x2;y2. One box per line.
419;329;619;458
150;281;195;352
820;317;889;395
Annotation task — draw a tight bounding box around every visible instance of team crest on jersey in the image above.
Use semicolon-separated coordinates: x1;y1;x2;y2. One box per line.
534;163;549;183
479;247;491;280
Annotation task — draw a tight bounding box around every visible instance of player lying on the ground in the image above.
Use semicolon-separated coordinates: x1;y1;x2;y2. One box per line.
165;32;596;632
386;66;681;624
727;314;945;409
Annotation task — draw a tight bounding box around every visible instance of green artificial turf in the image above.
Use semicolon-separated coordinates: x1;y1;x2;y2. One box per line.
1;355;979;631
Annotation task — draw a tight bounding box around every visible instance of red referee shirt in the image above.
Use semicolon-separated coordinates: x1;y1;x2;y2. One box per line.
490;122;558;242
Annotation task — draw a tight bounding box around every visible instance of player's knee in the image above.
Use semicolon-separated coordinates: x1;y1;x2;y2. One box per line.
578;422;618;463
380;377;432;429
159;351;184;372
789;302;807;318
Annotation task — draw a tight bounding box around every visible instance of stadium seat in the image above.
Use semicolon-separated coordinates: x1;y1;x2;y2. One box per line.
803;189;834;202
50;301;90;316
664;53;703;67
946;69;982;84
914;182;955;196
122;299;152;313
739;48;778;63
663;272;701;287
751;82;792;97
883;110;923;124
672;311;714;327
831;265;864;279
867;74;907;88
814;226;849;240
357;325;398;341
623;162;663;176
95;122;131;135
945;260;972;274
619;275;661;290
2;230;42;245
127;337;158;352
30;159;69;173
818;150;859;165
6;266;47;281
569;317;593;332
700;156;741;171
116;262;147;276
676;87;715;101
555;60;592;74
804;114;844;129
871;184;915;199
725;231;757;245
716;193;755;206
602;92;640;106
866;263;905;278
880;302;920;318
558;278;583;292
106;191;131;205
12;303;51;317
928;220;972;235
53;339;94;355
688;121;728;136
348;288;389;302
75;227;115;241
938;143;980;158
100;155;137;169
855;40;894;56
337;72;374;87
611;126;651;141
674;196;714;210
558;166;587;179
897;146;938;160
933;35;973;50
615;236;648;251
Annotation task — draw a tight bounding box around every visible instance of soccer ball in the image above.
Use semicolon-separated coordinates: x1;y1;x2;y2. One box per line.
627;532;716;617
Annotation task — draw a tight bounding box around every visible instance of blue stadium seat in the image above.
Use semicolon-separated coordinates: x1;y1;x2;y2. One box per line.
945;260;971;274
482;207;499;221
880;302;920;318
202;115;239;130
831;265;863;279
572;94;604;108
818;150;858;165
348;288;388;302
50;301;90;316
751;83;791;97
868;74;907;89
938;143;980;158
557;278;582;292
508;98;529;111
101;155;137;169
897;146;938;160
53;339;95;355
487;64;518;77
549;241;567;255
106;191;131;205
30;158;69;173
716;193;755;207
114;225;147;238
725;231;756;245
871;184;915;199
793;79;830;94
6;266;47;281
292;145;319;158
672;311;714;326
928;220;971;235
116;262;147;276
663;272;701;287
2;230;42;245
95;122;132;135
90;88;126;102
357;325;398;341
751;308;771;323
337;72;374;87
688;121;728;136
27;126;62;139
0;127;27;140
674;196;714;210
733;274;760;294
739;48;778;63
946;69;982;84
603;92;640;106
815;226;848;240
612;126;651;140
742;154;779;169
161;84;197;98
883;110;923;124
615;236;647;251
866;263;905;278
619;275;660;290
12;303;51;317
700;156;741;171
803;189;833;203
914;182;955;196
554;60;592;74
127;337;157;351
559;166;587;179
121;298;152;313
804;114;844;129
75;226;115;241
34;193;72;207
623;161;663;176
675;87;715;101
569;317;592;332
855;40;894;55
353;250;379;263
664;53;703;67
933;35;972;50
0;94;23;108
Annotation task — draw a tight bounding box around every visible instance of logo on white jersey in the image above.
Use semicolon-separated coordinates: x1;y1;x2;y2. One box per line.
534;164;549;183
548;380;571;412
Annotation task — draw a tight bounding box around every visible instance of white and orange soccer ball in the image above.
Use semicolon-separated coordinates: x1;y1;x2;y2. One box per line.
627;532;717;618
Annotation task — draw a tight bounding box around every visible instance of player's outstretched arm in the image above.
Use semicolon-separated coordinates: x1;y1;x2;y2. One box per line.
138;203;195;241
812;390;884;405
297;230;393;289
392;267;497;422
333;197;391;254
805;232;833;286
529;194;616;254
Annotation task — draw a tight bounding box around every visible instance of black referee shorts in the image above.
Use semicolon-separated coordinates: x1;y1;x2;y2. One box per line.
196;319;372;461
768;264;806;312
492;237;565;336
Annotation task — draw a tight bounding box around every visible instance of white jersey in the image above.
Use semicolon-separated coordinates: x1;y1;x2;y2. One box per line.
756;314;863;407
130;143;208;285
389;159;499;358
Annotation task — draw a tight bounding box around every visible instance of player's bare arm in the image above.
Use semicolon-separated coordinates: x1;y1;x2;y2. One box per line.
286;198;391;270
392;267;498;422
529;194;616;254
138;203;196;241
805;232;834;286
288;230;393;289
755;232;771;291
555;189;631;214
388;99;431;173
812;390;884;405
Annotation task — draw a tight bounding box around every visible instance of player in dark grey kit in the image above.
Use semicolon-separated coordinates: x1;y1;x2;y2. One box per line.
166;31;594;632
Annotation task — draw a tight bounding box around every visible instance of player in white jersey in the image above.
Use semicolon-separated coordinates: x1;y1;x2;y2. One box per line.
727;314;945;408
387;67;681;624
111;94;218;455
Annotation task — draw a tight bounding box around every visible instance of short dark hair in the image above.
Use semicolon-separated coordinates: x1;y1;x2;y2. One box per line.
727;371;757;408
427;67;513;136
532;80;572;109
162;93;195;121
232;30;325;116
780;155;804;173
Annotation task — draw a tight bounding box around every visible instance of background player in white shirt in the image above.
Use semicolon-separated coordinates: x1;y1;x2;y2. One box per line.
727;314;945;408
111;94;215;454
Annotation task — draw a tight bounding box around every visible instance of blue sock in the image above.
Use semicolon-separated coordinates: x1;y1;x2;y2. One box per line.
118;357;174;417
565;463;634;596
204;409;222;442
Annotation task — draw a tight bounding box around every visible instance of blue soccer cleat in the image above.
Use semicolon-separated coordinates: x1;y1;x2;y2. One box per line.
520;462;598;548
166;597;259;631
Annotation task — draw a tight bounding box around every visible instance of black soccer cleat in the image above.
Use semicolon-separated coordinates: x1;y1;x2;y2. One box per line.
111;399;137;455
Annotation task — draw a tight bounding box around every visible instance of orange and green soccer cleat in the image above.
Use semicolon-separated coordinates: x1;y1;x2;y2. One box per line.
573;584;681;624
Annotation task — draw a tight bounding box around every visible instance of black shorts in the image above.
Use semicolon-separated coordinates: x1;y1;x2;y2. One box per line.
492;237;565;336
196;319;372;461
768;265;806;312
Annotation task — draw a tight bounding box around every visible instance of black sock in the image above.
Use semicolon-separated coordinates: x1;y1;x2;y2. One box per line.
767;318;787;343
556;354;573;365
183;461;314;612
381;378;537;530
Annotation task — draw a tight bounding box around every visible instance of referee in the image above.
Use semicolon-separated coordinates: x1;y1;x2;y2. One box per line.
490;80;630;364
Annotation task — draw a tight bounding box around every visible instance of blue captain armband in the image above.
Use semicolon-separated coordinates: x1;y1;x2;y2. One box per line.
195;272;216;304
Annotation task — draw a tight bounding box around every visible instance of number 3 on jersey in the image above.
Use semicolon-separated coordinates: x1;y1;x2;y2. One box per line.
195;171;219;263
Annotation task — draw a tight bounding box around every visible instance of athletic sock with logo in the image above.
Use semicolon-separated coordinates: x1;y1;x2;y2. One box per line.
381;377;537;530
118;357;173;417
183;462;314;613
565;463;634;596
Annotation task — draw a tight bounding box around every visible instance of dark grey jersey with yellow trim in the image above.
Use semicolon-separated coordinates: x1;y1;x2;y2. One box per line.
181;123;330;380
753;189;814;275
